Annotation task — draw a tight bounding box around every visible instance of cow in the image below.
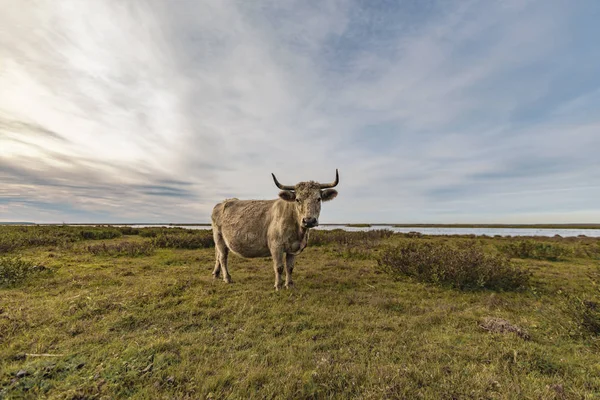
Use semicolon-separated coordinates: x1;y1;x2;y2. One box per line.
211;170;339;290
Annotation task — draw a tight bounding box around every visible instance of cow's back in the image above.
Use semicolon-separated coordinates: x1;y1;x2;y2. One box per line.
212;199;276;258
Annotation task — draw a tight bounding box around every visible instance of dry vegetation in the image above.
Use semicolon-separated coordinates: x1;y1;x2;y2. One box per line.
378;241;530;290
1;225;599;399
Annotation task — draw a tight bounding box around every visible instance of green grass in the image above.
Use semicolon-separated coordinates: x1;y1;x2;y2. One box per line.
1;227;599;399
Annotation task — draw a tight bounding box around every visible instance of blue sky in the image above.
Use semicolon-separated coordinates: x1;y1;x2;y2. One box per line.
1;0;599;223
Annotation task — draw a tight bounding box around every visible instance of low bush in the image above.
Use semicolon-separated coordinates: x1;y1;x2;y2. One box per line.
400;231;423;238
559;294;600;338
498;240;572;261
309;229;394;247
79;228;122;240
574;241;600;260
378;240;530;290
151;231;214;249
0;227;73;253
138;227;167;238
86;241;155;257
310;229;394;260
0;257;50;288
0;226;123;253
116;226;141;235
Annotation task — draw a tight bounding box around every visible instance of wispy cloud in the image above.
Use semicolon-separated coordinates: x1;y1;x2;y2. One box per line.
1;0;599;223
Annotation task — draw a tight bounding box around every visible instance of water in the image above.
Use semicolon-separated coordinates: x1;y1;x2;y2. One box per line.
128;224;600;237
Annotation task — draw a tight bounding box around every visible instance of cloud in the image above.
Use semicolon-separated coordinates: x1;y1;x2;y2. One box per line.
1;0;599;223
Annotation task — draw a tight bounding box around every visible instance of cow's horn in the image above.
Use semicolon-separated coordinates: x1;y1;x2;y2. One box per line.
319;169;339;189
272;173;295;190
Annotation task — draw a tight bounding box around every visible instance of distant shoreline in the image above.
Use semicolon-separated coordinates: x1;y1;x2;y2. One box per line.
2;222;600;229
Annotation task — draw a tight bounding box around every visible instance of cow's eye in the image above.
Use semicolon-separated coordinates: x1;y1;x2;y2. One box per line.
295;198;301;203
317;198;322;202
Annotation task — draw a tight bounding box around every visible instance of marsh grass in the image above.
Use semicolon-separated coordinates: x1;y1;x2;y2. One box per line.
86;241;155;257
151;231;214;249
498;240;573;261
138;227;194;238
116;226;141;236
310;229;394;260
0;226;122;253
574;241;600;260
1;226;600;398
309;228;395;247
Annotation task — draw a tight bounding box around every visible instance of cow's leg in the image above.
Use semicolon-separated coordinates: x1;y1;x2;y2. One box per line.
211;229;222;279
285;253;295;289
213;232;231;283
271;249;284;291
212;247;221;279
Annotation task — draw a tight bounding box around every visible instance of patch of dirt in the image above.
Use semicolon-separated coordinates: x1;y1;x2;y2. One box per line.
479;317;530;340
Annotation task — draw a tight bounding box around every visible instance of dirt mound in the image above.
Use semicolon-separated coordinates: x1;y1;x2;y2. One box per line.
479;317;530;340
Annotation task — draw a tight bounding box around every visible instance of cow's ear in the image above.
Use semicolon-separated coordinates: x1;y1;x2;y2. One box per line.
321;189;338;202
279;190;296;202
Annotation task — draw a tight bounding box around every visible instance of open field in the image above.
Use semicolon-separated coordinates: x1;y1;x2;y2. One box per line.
1;226;599;399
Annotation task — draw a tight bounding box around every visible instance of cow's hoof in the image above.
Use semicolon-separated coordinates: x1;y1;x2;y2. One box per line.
285;282;294;290
274;285;282;291
223;276;232;284
212;273;220;280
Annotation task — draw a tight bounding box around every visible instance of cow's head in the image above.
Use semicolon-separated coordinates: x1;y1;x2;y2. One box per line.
272;169;339;229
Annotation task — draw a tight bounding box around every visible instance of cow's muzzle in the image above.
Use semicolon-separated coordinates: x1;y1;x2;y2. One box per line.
302;217;318;228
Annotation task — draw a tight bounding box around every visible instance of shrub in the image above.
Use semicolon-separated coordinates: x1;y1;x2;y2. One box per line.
0;257;50;288
79;228;122;240
0;227;74;253
117;226;141;235
401;231;423;238
309;229;394;260
378;240;530;290
151;231;214;249
0;236;20;253
139;227;166;238
309;229;394;247
86;241;155;257
498;240;572;261
0;226;124;253
574;241;600;260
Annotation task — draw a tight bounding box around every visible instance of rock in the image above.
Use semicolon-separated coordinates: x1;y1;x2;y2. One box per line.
16;370;29;378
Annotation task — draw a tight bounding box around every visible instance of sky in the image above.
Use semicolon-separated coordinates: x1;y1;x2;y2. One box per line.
1;0;599;224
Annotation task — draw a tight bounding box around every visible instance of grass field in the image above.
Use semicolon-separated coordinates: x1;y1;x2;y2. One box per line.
1;226;599;399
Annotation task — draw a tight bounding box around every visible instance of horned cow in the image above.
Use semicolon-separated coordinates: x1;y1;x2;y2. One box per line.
211;170;339;290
